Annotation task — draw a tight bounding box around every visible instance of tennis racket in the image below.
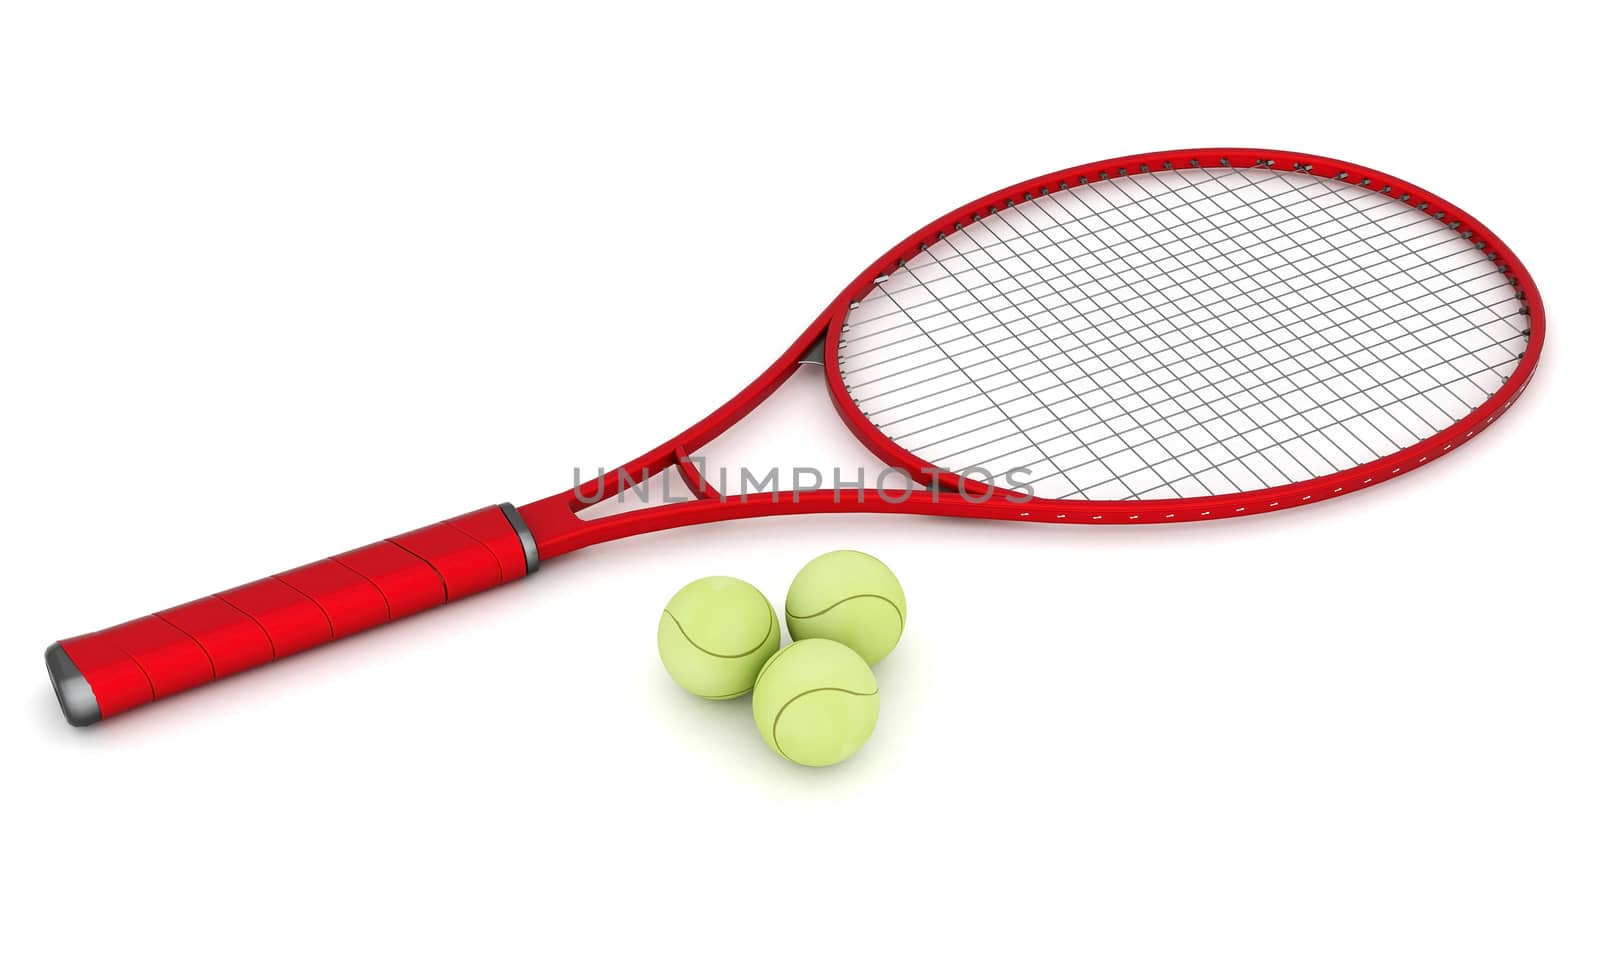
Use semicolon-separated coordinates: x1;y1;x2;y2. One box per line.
44;148;1544;725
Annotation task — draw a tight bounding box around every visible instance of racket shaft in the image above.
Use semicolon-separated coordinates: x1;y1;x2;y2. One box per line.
44;504;531;725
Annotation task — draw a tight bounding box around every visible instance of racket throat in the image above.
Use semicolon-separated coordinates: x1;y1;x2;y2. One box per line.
797;335;827;367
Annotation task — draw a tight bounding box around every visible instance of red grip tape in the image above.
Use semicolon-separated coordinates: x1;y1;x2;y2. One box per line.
158;596;275;678
54;505;527;721
334;542;447;617
389;523;505;598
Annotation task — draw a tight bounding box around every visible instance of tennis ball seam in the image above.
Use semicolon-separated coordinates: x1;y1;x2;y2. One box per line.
784;593;905;629
768;686;879;764
662;607;776;660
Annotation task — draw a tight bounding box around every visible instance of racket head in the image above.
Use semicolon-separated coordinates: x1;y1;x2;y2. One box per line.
821;148;1543;522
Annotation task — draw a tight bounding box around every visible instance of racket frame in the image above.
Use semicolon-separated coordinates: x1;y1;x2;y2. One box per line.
517;148;1543;559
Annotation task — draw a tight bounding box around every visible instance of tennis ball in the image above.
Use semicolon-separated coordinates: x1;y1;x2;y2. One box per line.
657;576;779;700
784;549;906;665
752;638;879;767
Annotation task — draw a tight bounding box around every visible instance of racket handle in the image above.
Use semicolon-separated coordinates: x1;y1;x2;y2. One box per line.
44;503;538;726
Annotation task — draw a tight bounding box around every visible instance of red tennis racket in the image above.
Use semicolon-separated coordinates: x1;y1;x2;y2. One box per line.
45;148;1544;725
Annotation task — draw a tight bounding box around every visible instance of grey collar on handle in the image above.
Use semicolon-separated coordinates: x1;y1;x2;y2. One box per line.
497;502;540;574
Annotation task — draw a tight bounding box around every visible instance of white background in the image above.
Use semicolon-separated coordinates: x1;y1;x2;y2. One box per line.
2;2;1594;957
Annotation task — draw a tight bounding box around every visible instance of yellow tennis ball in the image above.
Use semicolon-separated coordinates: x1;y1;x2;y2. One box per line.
657;576;779;700
784;549;906;665
752;638;879;767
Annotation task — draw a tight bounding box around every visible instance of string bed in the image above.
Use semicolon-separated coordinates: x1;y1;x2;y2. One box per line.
838;166;1527;501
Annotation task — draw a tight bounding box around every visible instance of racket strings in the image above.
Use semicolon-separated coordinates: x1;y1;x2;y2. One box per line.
838;167;1525;500
900;184;1345;497
974;197;1521;497
1229;168;1503;411
877;178;1494;494
1015;166;1486;493
881;205;1120;492
972;175;1523;499
934;322;1521;498
965;168;1344;495
858;272;1514;429
892;173;1243;497
844;178;1469;347
844;190;1505;406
